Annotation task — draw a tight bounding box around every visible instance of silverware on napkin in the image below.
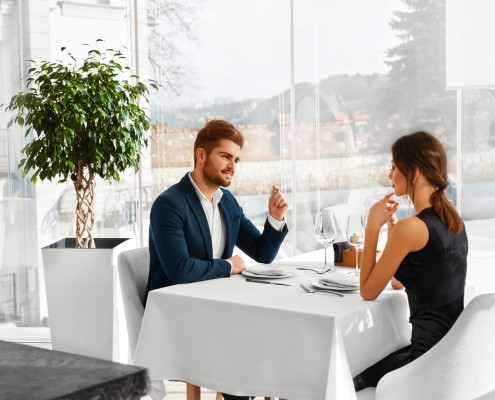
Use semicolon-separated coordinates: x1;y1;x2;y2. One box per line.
299;283;344;297
245;278;292;286
319;281;359;289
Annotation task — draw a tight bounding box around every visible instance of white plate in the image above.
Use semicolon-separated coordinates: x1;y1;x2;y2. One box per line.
242;270;300;279
312;280;359;291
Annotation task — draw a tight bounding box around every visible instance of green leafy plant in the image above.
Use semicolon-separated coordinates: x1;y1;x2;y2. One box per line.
6;43;156;248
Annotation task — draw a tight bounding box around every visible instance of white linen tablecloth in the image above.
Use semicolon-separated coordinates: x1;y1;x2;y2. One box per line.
134;252;411;400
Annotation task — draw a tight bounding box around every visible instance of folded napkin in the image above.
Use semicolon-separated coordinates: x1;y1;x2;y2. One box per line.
319;272;360;288
246;264;291;276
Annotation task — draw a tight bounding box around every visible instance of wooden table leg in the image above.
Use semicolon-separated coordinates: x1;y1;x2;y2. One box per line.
186;382;201;400
187;382;273;400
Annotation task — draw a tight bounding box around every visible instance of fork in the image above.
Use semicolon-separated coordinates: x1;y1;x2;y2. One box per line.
299;283;344;297
296;266;335;274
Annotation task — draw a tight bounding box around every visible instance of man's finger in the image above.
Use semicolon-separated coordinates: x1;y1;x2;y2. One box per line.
272;193;288;207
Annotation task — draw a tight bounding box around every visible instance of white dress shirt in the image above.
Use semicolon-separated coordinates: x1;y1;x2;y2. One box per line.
189;173;226;259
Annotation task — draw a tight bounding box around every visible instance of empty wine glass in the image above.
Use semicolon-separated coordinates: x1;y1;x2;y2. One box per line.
314;209;338;269
346;213;365;276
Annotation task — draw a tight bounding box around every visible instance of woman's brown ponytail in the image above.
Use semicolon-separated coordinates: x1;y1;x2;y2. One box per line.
430;188;463;234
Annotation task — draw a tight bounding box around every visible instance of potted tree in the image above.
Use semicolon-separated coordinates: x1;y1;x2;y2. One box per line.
6;42;155;361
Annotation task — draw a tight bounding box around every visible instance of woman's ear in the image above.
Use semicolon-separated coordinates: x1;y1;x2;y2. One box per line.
414;167;421;182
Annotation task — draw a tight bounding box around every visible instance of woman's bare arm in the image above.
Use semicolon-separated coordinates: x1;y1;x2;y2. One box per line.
361;218;427;299
360;193;428;300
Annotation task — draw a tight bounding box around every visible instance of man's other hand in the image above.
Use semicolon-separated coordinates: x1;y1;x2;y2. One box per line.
268;185;289;221
228;255;246;275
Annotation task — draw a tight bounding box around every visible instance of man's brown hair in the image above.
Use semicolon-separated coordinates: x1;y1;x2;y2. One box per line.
193;119;245;166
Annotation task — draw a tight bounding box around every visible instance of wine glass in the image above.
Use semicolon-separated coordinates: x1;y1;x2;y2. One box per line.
346;213;365;276
314;209;338;269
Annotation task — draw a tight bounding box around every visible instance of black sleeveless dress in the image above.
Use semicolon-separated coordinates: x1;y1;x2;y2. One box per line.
354;207;468;390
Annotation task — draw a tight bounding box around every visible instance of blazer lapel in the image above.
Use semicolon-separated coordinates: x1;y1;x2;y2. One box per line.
180;174;213;259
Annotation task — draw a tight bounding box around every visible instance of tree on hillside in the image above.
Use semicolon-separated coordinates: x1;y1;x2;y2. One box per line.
382;0;456;137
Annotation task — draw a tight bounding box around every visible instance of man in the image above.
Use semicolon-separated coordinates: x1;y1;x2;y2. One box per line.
147;119;289;400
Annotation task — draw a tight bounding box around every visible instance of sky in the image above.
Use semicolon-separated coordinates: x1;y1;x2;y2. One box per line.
173;0;404;104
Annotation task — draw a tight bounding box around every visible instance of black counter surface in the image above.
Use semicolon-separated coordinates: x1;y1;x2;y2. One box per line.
0;340;148;400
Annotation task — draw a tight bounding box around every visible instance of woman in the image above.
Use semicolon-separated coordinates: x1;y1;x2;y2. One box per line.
354;131;468;390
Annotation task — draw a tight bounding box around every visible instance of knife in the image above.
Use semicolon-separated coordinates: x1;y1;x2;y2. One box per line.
245;278;292;286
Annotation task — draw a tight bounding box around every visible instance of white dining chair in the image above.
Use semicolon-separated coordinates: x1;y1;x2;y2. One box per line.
357;292;495;400
118;247;228;400
118;247;167;400
357;388;376;400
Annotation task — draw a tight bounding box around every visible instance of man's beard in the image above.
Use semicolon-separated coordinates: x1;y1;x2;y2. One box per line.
203;158;232;187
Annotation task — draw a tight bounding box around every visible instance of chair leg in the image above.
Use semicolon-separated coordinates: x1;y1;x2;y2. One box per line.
186;382;201;400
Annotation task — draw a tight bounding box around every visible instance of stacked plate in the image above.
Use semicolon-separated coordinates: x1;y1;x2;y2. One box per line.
314;272;360;291
242;264;299;279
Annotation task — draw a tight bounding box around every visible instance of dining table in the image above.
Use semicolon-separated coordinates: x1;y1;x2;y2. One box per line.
134;250;411;400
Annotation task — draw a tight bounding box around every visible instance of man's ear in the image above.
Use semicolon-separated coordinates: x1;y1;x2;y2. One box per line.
196;148;206;164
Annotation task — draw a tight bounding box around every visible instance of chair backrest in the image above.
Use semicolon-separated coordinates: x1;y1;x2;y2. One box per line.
376;293;495;400
118;247;150;362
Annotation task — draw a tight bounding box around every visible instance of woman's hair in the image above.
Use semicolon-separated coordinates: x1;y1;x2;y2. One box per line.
392;131;463;233
193;119;244;166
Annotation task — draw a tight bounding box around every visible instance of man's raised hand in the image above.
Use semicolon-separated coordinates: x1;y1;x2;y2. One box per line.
268;185;289;221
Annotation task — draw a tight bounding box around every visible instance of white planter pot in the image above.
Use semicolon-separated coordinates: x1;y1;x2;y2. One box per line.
42;237;134;361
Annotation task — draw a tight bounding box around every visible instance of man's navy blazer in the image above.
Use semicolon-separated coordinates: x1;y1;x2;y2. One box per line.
146;173;288;295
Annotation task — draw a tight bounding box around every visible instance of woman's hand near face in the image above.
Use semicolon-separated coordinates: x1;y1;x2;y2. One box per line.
367;192;399;231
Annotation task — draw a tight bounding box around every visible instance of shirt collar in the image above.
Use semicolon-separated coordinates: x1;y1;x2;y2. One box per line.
188;172;223;205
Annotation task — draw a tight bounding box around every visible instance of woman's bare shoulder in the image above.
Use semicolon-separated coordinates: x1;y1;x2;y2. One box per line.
396;215;427;228
392;216;428;250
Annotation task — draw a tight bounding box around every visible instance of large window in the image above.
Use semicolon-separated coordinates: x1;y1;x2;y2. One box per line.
0;0;138;331
460;89;495;220
145;0;292;251
146;0;459;255
1;0;43;329
1;0;494;332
